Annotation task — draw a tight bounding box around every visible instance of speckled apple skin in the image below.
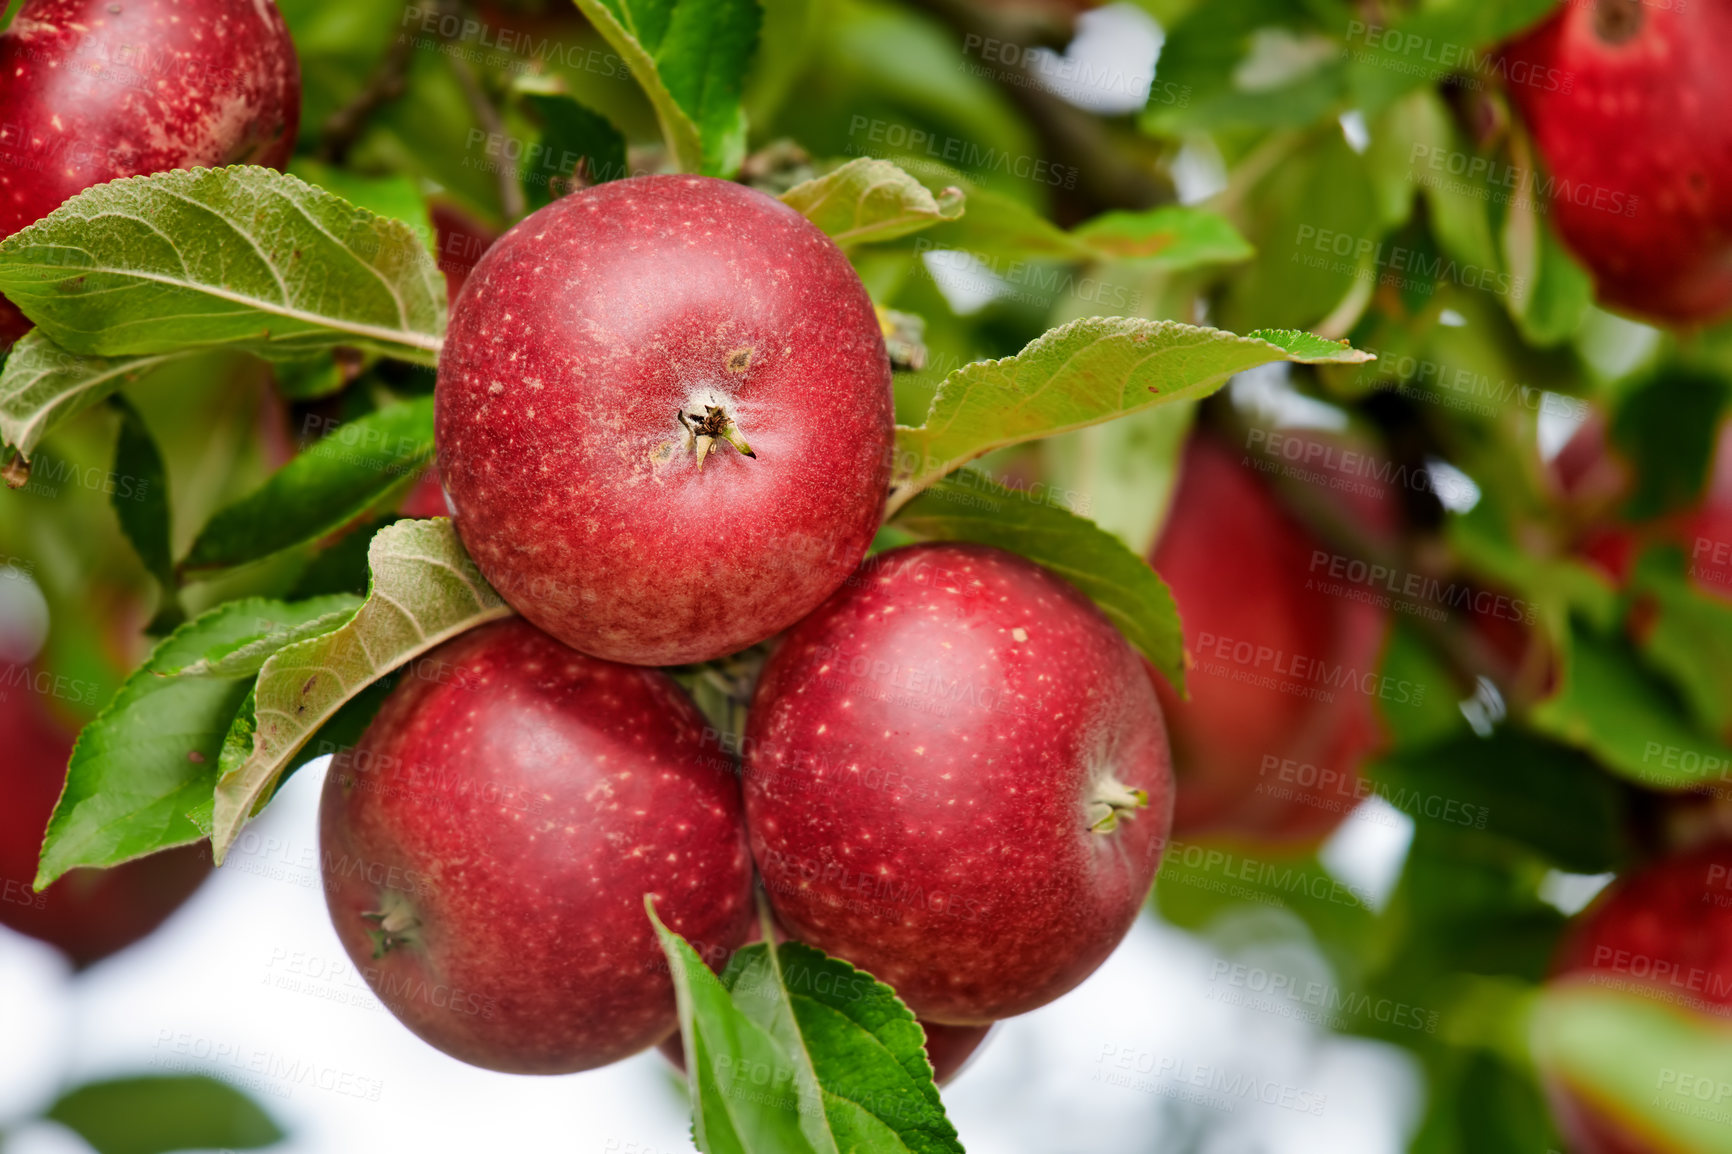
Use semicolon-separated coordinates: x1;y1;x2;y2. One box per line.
435;175;894;667
0;663;210;968
318;618;755;1075
1544;841;1732;1154
1148;434;1389;845
1503;2;1732;324
0;0;300;344
742;543;1174;1024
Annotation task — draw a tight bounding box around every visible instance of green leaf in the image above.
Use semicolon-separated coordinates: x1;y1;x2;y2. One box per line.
1630;549;1732;737
0;167;445;365
1502;156;1593;348
107;396;176;601
1533;982;1732;1154
518;91;629;209
1530;618;1732;794
571;0;762;177
1071;206;1254;271
650;902;963;1154
893;470;1184;690
780;159;965;249
45;1074;284;1154
208;519;511;862
166;604;363;679
0;329;199;462
181;397;435;573
1611;367;1732;522
887;317;1372;514
1367;728;1629;875
35;595;360;886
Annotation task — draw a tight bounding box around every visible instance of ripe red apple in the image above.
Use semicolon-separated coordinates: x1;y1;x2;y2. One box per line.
1502;1;1732;325
0;664;209;968
318;618;755;1074
435;174;893;666
742;542;1173;1024
1147;432;1391;844
1550;414;1732;600
0;0;301;345
1544;841;1732;1154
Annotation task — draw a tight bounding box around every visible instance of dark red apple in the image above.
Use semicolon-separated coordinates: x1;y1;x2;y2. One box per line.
742;542;1173;1024
1502;1;1732;325
1147;432;1390;844
658;1018;994;1086
0;0;301;345
1544;841;1732;1154
435;174;893;666
429;200;498;307
318;617;754;1074
0;663;209;968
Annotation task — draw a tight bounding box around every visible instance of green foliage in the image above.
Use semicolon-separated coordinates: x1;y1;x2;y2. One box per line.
45;1074;284;1154
651;903;963;1154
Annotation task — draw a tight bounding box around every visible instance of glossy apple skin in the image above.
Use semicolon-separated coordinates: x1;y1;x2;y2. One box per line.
1147;434;1390;845
435;174;894;666
1545;842;1732;1154
0;0;301;344
0;664;209;968
1502;2;1732;325
318;618;755;1074
742;543;1174;1024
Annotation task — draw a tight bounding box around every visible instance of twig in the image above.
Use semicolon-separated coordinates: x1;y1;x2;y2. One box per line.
317;29;418;164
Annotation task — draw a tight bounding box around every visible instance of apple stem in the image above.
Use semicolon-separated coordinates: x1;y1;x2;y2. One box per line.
1088;776;1150;834
677;401;756;470
360;889;422;958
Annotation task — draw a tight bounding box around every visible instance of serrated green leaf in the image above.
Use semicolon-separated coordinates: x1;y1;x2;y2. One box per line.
0;329;199;462
0;167;445;365
780;159;965;248
519;91;629;209
46;1074;284;1154
1072;206;1254;271
182;397;435;573
1534;983;1732;1154
572;0;762;177
35;595;360;886
887;317;1373;514
1530;618;1732;793
893;470;1184;691
209;519;511;862
650;902;963;1154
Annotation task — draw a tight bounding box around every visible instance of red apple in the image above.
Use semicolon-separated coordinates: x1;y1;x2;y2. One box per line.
742;542;1173;1024
0;663;209;968
1147;432;1391;845
318;618;755;1074
435;174;894;666
0;0;301;345
1502;1;1732;325
429;200;498;307
1544;841;1732;1154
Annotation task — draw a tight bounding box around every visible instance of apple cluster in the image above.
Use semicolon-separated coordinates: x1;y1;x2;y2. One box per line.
310;173;1178;1078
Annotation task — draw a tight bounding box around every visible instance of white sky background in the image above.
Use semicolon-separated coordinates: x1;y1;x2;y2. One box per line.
1;756;1422;1153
